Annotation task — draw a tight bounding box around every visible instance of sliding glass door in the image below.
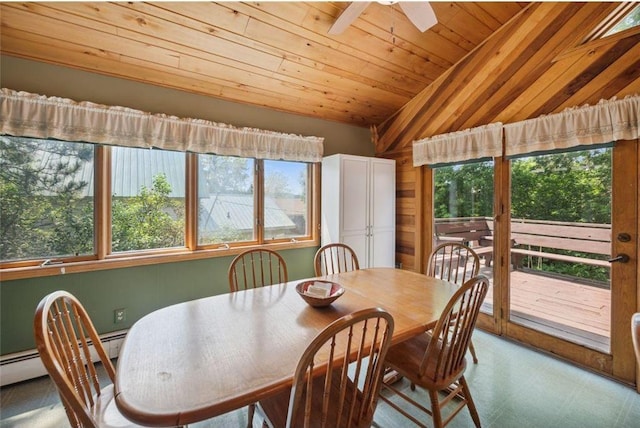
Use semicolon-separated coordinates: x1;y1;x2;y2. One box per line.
508;148;612;351
433;160;495;317
504;141;637;381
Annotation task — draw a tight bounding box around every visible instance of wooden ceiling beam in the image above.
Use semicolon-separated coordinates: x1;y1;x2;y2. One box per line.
452;2;610;132
499;30;639;124
529;34;640;119
375;2;539;152
374;2;636;154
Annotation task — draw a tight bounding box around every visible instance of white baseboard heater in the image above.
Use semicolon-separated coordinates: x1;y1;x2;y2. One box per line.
0;330;127;387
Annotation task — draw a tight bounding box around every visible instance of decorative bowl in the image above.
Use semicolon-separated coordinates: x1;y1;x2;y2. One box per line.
296;280;345;308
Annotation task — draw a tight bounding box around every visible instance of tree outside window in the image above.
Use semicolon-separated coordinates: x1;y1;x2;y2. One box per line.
0;137;94;261
1;137;314;265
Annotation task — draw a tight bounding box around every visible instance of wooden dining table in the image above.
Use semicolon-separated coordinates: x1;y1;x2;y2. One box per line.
114;267;459;427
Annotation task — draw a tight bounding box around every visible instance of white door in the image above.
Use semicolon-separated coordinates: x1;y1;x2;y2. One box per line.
340;156;370;266
369;159;396;268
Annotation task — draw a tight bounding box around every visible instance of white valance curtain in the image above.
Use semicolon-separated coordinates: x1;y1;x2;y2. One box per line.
412;122;503;167
412;95;639;165
504;95;639;157
0;88;324;162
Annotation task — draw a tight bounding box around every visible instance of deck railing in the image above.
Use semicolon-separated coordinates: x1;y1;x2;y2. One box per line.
435;217;611;285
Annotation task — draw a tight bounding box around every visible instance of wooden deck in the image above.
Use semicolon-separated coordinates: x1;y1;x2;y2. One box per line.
480;267;611;351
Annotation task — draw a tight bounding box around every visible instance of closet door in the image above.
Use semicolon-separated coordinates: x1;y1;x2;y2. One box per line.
321;154;396;269
369;158;396;268
340;156;370;266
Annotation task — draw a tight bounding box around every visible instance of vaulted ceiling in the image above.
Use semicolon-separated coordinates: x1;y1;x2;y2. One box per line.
376;2;640;153
1;2;639;154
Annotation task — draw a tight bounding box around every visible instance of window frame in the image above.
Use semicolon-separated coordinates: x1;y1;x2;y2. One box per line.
582;2;639;42
1;143;320;280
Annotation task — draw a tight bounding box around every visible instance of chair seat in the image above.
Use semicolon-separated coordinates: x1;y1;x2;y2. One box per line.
259;308;393;428
260;372;369;428
380;276;487;428
385;332;467;391
88;384;146;428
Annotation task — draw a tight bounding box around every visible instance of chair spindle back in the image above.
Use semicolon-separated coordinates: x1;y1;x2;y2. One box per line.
314;243;360;276
427;242;480;286
287;308;394;428
228;248;288;292
420;275;489;383
34;290;116;428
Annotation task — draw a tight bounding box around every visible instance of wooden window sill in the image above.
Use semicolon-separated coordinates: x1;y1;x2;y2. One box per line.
0;240;318;281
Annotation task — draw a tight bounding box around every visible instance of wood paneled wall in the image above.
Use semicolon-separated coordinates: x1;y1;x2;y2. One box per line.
381;149;426;273
376;2;640;153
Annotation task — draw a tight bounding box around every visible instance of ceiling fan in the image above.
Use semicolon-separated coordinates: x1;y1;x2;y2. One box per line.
328;1;438;35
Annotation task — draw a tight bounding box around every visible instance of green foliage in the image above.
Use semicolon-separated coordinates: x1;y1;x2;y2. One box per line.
1;137;186;260
112;174;185;252
434;161;494;218
511;151;610;223
434;150;611;223
0;138;93;260
434;149;612;283
520;255;609;283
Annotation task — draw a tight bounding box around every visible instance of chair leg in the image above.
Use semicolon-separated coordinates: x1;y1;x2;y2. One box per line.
428;389;443;428
469;339;478;364
247;403;255;428
460;376;481;428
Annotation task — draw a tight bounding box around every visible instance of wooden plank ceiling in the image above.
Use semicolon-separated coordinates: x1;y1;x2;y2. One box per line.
0;3;524;126
1;2;639;155
376;2;640;153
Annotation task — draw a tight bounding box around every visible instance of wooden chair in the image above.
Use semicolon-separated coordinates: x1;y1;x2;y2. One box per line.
427;242;481;364
228;248;288;292
314;243;360;276
380;275;489;428
633;313;640;367
427;242;480;287
259;307;395;428
228;248;287;426
33;290;147;428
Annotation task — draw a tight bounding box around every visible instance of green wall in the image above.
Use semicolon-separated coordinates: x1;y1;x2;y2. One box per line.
0;56;374;157
0;56;374;355
0;248;317;354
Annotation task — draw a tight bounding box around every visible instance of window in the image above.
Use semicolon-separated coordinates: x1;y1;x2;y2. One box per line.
0;136;317;271
433;160;495;315
603;4;640;37
196;156;311;246
111;147;186;252
264;160;309;240
198;154;255;245
586;3;640;42
0;136;95;262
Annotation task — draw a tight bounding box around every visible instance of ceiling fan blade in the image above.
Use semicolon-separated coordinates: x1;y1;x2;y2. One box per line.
328;2;372;35
399;2;438;32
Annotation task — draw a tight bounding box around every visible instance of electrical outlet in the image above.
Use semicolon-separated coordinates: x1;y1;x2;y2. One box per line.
114;308;126;324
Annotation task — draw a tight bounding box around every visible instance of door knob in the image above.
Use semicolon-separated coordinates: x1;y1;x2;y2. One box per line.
608;254;630;263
